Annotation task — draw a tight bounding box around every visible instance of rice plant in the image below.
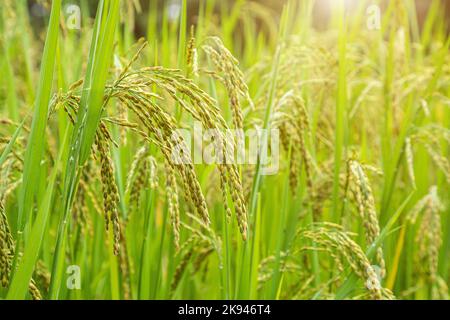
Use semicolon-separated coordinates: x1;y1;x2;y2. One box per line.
0;0;449;300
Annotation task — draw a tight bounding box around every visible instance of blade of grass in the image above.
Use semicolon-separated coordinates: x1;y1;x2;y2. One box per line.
16;0;61;236
49;0;120;299
7;128;69;299
332;0;348;223
0;120;25;167
244;2;290;300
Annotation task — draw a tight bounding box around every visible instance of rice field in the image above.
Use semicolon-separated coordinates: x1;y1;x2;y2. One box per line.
0;0;449;300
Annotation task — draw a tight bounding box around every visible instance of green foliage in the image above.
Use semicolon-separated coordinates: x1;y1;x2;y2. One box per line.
0;0;448;300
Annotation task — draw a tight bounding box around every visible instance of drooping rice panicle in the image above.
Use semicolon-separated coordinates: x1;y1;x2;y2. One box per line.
96;133;121;256
202;37;254;130
1;0;449;301
1;199;43;299
298;224;392;300
348;160;386;278
407;187;448;299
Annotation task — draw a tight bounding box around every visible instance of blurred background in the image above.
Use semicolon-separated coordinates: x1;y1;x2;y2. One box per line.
140;0;450;29
26;0;450;35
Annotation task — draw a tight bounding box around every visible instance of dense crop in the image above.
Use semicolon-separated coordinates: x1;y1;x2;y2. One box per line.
0;0;449;300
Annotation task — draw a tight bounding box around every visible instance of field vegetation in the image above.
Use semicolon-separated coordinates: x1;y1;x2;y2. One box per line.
0;0;449;300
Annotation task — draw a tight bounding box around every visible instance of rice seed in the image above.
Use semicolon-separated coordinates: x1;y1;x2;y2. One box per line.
73;163;94;234
298;224;391;300
348;160;385;278
186;26;199;77
125;146;148;195
170;243;195;294
411;129;450;184
424;144;450;184
408;186;447;299
28;279;42;300
166;162;181;251
110;66;247;239
148;156;159;189
118;226;132;300
34;260;51;294
272;92;313;195
0;199;14;287
202;37;254;129
1;200;43;299
96;133;121;256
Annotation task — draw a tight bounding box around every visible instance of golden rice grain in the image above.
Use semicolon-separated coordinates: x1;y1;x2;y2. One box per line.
96;133;121;256
408;186;447;299
348;160;385;278
299;224;391;300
